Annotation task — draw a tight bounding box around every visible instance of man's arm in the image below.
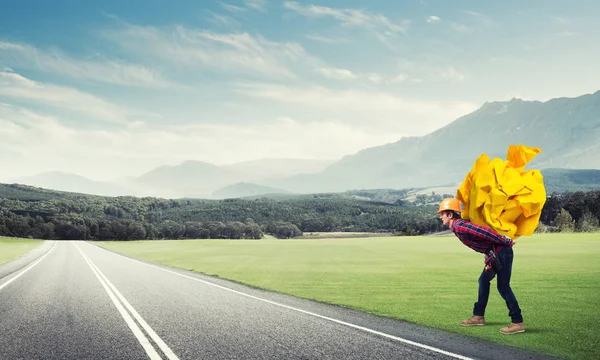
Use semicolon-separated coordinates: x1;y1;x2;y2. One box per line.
454;221;514;247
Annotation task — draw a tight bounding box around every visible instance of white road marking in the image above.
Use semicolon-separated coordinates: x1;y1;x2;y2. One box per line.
94;243;475;360
75;243;179;360
0;241;56;292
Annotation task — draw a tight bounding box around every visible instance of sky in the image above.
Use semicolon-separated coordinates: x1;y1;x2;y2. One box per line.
1;0;599;181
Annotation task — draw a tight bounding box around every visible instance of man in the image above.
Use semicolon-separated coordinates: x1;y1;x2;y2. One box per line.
437;198;525;335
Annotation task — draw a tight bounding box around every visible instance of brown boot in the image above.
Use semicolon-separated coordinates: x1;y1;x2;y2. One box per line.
460;315;485;326
500;322;525;334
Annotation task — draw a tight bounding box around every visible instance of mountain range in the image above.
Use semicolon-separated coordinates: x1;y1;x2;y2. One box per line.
12;158;336;198
260;90;600;193
10;90;600;199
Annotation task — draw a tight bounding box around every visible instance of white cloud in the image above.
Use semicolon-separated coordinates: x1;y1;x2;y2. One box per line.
439;67;465;82
464;11;493;28
0;104;403;181
316;67;357;80
205;12;241;30
234;82;473;112
283;1;407;32
545;15;569;24
450;11;492;33
245;0;266;11
367;73;383;83
0;41;172;88
174;117;402;164
396;59;466;83
0;71;136;124
233;82;478;134
0;106;74;146
218;0;266;12
555;31;580;37
218;2;245;12
315;66;420;84
283;1;409;44
305;34;349;43
389;74;410;83
451;22;472;33
427;16;440;23
463;10;492;25
102;24;320;79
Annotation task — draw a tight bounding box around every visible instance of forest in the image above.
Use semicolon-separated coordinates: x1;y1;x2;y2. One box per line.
0;183;598;240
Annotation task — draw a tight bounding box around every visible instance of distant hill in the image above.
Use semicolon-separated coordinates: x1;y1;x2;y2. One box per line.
135;160;244;198
221;158;336;180
397;168;600;200
542;168;600;193
0;183;67;201
8;168;598;203
13;171;133;197
264;90;600;193
7;91;600;199
212;182;291;199
8;159;336;199
0;180;451;239
133;158;336;198
232;188;417;205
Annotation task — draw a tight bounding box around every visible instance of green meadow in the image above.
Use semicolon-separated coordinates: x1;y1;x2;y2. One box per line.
97;233;600;360
0;237;43;265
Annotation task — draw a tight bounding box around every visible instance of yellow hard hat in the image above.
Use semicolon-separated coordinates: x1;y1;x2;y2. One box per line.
437;198;462;214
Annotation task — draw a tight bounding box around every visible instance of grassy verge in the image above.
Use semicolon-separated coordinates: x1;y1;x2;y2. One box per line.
0;237;44;265
96;233;600;360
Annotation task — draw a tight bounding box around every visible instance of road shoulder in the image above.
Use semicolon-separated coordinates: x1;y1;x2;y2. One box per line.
0;240;56;280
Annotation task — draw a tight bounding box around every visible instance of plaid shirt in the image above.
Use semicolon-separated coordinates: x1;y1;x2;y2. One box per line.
451;219;514;258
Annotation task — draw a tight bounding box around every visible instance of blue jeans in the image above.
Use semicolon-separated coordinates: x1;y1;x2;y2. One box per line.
473;246;523;323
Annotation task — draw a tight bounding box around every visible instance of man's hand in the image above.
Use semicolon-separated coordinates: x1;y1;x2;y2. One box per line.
502;235;515;247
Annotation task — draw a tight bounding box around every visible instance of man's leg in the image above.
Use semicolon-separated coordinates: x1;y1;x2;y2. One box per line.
461;266;494;326
474;266;495;316
496;247;525;334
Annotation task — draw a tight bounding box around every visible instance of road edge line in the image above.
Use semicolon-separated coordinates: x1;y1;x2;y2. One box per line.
0;241;57;292
97;245;475;360
82;245;180;360
74;243;163;360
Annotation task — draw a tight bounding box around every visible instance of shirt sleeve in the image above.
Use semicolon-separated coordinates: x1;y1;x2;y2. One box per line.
454;221;514;247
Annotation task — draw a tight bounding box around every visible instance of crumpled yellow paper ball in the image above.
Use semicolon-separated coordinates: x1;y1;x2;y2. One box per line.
456;144;547;239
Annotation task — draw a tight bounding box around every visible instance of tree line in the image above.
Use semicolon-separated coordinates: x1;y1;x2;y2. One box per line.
538;190;600;233
0;184;443;240
0;184;598;240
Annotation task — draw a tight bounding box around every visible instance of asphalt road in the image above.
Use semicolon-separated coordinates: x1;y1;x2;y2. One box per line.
0;241;558;360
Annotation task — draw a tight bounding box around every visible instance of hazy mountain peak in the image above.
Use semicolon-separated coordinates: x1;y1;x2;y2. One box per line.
180;160;219;168
212;182;291;199
12;171;133;197
15;171;94;183
263;89;600;194
10;90;600;199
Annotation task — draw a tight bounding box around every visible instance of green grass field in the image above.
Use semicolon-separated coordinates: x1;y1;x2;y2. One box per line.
96;233;600;360
0;237;44;265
